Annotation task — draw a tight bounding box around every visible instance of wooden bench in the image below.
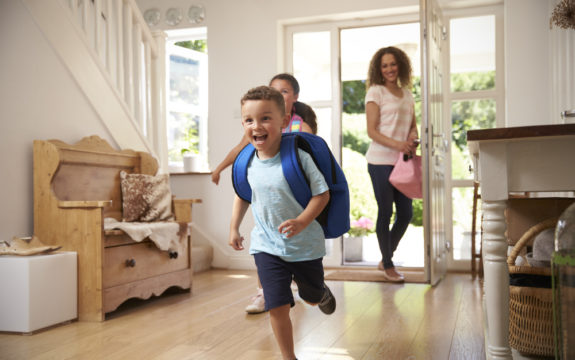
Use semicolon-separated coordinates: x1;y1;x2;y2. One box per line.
33;135;201;321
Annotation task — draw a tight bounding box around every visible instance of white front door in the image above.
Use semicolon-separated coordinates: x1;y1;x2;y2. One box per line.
421;0;449;285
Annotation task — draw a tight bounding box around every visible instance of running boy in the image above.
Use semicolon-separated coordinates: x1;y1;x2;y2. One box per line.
229;86;336;360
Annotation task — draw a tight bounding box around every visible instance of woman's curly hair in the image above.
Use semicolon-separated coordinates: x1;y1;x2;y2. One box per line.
367;46;413;89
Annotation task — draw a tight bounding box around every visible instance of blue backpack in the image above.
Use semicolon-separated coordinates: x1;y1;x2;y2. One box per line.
232;132;350;238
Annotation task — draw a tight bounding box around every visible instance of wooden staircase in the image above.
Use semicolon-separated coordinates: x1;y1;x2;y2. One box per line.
22;0;168;169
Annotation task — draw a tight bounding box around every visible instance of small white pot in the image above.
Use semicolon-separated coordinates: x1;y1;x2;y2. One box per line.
344;236;364;262
183;155;200;172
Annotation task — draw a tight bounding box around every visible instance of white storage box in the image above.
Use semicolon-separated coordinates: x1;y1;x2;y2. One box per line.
0;251;77;332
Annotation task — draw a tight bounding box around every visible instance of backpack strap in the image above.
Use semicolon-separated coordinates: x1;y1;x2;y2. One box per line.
280;133;312;209
232;143;256;203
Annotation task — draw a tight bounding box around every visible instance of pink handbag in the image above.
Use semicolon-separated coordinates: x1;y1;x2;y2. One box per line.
389;152;423;199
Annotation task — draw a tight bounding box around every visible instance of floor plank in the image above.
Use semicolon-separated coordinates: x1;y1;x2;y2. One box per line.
0;270;485;360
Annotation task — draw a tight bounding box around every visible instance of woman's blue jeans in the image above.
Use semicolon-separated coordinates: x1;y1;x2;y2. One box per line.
368;163;413;269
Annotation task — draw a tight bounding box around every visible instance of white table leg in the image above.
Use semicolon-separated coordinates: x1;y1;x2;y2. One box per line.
482;200;512;359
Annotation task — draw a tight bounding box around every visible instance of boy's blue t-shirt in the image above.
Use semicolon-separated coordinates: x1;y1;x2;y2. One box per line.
247;148;329;262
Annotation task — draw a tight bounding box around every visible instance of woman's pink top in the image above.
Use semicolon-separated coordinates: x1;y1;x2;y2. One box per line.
365;85;414;165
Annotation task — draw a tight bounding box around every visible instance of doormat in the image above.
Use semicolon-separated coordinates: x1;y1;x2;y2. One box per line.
324;269;426;283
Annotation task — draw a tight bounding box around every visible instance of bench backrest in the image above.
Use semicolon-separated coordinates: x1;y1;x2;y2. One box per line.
34;135;158;221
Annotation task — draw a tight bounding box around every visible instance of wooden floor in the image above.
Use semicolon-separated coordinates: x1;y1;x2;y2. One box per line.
0;270;485;360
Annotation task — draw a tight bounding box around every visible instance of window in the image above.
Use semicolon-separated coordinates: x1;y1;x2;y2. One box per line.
447;10;504;265
449;15;497;180
165;28;208;172
292;30;333;146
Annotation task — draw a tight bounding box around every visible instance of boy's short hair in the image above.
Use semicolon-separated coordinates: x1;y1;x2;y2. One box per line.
241;86;286;115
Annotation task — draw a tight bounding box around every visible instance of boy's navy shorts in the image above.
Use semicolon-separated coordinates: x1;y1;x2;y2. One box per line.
254;252;325;311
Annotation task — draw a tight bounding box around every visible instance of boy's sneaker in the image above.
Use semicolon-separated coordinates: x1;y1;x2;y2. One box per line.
245;288;266;314
318;284;336;315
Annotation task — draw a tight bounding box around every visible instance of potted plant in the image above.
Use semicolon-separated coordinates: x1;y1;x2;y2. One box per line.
345;216;375;262
180;127;200;172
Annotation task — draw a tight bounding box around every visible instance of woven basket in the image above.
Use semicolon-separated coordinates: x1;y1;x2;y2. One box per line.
507;218;556;357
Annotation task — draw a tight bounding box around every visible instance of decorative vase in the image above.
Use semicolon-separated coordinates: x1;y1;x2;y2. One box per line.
344;236;363;262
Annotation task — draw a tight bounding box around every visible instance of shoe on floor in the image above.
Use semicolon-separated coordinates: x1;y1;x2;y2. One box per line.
245;288;266;314
381;267;405;283
318;284;336;315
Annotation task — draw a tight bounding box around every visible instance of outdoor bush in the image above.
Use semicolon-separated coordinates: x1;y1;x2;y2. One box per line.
342;113;370;155
342;147;377;223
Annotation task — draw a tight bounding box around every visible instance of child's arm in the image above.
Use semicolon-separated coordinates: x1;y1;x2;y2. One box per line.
229;194;250;250
211;135;250;185
278;191;330;238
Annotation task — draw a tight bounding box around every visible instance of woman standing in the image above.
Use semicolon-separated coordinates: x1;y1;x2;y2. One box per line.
365;46;419;282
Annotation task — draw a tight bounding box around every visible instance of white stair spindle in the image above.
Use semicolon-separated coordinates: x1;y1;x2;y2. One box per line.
105;0;113;72
145;41;153;140
133;21;143;128
123;2;134;115
81;0;88;33
152;31;168;172
116;0;124;96
94;0;101;56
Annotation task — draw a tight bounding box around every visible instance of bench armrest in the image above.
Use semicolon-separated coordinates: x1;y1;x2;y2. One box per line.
59;200;112;208
173;198;202;222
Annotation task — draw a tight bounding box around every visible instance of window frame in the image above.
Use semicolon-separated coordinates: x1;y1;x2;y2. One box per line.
164;28;209;173
443;5;505;270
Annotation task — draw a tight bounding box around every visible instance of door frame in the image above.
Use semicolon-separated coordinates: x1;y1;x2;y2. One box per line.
280;13;420;268
279;8;452;277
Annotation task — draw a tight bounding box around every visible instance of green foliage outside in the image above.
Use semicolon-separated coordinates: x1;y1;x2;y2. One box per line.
451;70;494;93
450;71;496;179
342;113;370;155
342;80;366;114
168;113;200;162
451;98;496;152
175;40;207;53
342;147;377;225
180;126;199;156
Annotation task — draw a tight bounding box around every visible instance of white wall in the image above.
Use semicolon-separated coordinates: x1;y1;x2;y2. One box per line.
504;0;551;126
0;0;115;242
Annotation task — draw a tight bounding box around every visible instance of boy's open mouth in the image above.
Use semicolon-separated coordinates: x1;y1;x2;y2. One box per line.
253;135;267;143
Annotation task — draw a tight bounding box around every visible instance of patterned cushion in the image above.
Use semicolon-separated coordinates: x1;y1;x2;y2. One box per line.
120;171;174;222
